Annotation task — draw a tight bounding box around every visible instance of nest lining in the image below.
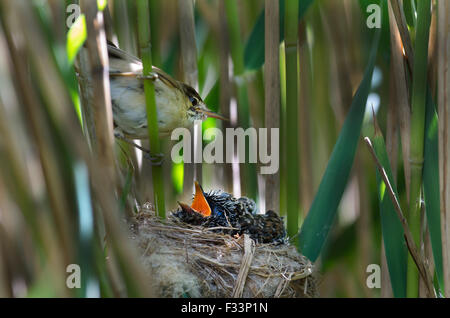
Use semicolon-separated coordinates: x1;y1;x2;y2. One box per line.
131;206;317;298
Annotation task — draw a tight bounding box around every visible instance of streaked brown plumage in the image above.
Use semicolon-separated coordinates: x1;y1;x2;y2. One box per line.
106;43;226;140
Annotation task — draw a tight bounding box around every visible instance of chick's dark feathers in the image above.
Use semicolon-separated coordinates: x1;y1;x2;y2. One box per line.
173;190;286;244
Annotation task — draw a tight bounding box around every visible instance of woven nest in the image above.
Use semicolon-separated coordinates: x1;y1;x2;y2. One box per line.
130;204;317;298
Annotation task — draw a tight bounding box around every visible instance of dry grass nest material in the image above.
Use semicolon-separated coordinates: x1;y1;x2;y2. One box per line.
131;204;317;298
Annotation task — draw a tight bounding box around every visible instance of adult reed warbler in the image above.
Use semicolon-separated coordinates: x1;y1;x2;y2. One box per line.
83;42;227;160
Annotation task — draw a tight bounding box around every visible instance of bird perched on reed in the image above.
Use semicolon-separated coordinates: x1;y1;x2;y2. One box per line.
173;182;286;244
107;43;226;138
81;42;226;159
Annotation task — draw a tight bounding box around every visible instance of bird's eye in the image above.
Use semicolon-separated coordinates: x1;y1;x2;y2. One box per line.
189;96;198;107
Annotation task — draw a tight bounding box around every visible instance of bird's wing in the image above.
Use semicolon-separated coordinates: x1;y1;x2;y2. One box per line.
107;44;180;90
107;43;141;65
151;65;180;90
107;43;143;74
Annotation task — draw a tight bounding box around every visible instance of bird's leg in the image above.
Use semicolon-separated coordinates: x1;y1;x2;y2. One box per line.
114;130;164;165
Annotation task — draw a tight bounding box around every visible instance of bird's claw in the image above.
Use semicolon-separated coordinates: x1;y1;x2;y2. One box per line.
114;129;125;139
137;72;159;81
142;152;164;166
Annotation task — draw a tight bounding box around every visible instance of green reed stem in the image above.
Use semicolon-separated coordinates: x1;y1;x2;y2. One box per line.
137;0;165;218
284;0;300;242
407;0;431;298
224;0;258;200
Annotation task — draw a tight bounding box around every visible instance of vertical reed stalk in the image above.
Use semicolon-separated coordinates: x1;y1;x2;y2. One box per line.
284;0;300;240
0;1;81;295
178;0;199;92
3;2;83;268
408;0;431;297
102;4;116;43
388;0;411;201
113;0;138;54
0;56;42;249
80;0;117;185
1;0;156;297
0;217;11;297
76;48;98;150
178;0;202;192
224;0;257;200
379;62;399;298
321;2;353;122
280;42;286;218
437;0;450;297
309;5;336;190
264;0;280;213
298;20;313;213
149;0;162;67
137;0;165;218
428;2;438;97
218;0;233;194
391;0;415;70
0;99;44;249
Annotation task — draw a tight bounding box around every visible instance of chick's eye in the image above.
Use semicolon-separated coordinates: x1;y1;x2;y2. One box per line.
189;96;198;107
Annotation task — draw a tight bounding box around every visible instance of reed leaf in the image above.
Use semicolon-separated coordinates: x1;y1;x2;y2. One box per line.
372;120;407;298
97;0;107;12
365;134;435;298
67;14;87;65
298;26;381;262
403;0;417;28
423;91;444;292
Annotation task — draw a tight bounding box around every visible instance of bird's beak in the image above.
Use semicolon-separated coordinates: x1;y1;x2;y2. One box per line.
177;181;211;217
177;201;195;214
196;105;228;121
191;181;212;217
